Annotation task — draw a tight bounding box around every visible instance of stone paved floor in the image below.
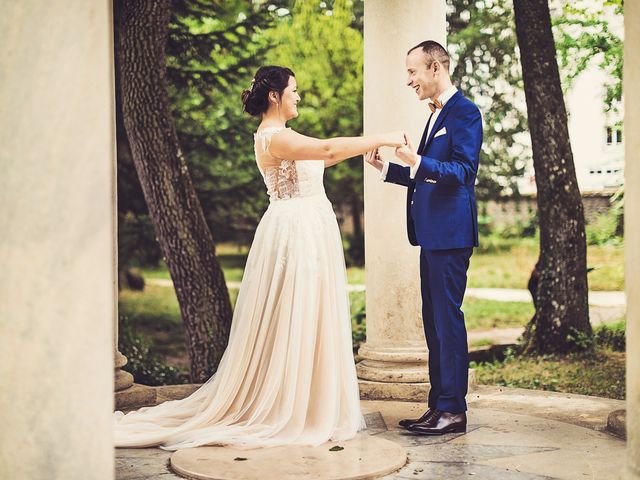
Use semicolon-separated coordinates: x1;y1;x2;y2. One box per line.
115;386;625;480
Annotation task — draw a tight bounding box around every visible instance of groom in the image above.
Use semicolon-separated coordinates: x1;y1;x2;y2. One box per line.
366;40;482;435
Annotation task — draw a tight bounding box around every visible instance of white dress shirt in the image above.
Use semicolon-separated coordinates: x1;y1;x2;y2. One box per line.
381;85;458;181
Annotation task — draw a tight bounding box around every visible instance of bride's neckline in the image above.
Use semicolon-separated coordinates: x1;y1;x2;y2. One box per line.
255;125;289;136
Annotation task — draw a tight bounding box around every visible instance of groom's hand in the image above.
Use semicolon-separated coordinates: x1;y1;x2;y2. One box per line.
395;133;419;167
365;148;384;172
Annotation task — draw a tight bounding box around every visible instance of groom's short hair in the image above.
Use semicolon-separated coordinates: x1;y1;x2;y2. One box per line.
408;40;450;73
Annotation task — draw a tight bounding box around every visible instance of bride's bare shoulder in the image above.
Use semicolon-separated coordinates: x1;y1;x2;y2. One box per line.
267;128;329;161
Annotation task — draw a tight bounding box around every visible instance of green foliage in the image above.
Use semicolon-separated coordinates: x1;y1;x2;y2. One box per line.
553;0;623;116
471;347;626;399
564;326;597;352
586;209;623;246
265;0;366;263
118;213;162;269
119;0;368;263
350;291;366;352
478;210;540;240
447;0;529;199
117;1;279;260
447;0;623;199
594;320;625;352
477;213;493;237
118;314;189;386
166;1;276;245
342;233;364;267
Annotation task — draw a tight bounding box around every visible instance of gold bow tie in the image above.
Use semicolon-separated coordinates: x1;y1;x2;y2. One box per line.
428;98;443;113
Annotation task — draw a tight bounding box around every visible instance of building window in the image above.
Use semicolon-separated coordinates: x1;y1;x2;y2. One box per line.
606;126;623;145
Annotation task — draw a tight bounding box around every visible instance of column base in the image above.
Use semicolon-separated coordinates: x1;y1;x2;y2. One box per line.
356;342;429;383
115;383;157;411
114;349;134;391
607;409;626;439
358;370;476;402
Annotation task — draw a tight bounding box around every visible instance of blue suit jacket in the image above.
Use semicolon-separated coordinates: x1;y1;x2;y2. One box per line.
385;91;482;250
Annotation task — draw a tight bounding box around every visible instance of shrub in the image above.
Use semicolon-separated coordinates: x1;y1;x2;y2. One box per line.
118;314;189;386
586;210;623;246
594;320;625;352
350;292;366;353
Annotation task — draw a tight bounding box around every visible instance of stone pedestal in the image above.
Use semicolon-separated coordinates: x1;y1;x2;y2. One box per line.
358;0;447;400
624;3;640;478
170;434;407;480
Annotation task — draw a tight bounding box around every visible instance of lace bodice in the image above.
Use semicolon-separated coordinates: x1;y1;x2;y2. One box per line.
254;127;326;202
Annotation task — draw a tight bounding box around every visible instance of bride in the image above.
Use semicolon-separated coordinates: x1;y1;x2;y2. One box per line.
113;65;405;451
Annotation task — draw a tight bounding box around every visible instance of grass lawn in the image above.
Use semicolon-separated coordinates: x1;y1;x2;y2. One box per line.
123;237;623;392
119;284;533;370
142;238;623;291
467;237;624;291
119;285;187;369
119;285;624;399
464;298;533;330
142;242;366;286
472;348;626;399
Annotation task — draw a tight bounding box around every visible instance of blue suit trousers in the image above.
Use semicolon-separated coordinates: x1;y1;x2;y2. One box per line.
420;247;473;413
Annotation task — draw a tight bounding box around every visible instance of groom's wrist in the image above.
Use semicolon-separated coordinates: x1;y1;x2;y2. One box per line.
380;161;390;180
409;155;421;179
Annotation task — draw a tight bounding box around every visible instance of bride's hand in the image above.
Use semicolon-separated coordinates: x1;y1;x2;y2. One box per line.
383;131;407;148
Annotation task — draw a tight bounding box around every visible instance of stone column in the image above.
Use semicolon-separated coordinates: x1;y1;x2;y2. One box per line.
358;0;447;401
624;3;640;478
0;1;115;479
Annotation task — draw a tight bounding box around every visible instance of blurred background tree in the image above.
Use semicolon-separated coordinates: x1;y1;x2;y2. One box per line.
447;0;529;200
264;0;365;265
117;0;276;274
554;0;623;116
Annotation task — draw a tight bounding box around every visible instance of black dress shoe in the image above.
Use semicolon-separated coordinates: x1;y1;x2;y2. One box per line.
398;408;436;428
406;410;466;435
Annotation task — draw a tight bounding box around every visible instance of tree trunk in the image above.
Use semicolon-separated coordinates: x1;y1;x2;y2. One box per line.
513;0;592;353
115;0;233;381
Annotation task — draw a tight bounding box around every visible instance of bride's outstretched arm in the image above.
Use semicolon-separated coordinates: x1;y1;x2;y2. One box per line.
268;128;405;167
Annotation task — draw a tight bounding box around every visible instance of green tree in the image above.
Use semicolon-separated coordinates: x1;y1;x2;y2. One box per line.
264;0;366;264
118;1;276;268
167;1;278;245
447;0;529;200
553;0;623;116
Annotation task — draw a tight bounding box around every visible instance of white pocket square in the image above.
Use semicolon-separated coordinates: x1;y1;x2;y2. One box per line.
434;127;447;138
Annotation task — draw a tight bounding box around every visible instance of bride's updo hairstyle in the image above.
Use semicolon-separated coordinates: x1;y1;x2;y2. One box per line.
241;66;295;116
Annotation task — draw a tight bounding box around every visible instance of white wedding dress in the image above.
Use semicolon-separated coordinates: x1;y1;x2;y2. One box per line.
113;126;366;451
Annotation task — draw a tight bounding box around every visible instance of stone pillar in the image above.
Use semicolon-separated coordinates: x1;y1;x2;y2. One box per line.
0;1;115;479
624;2;640;478
358;0;447;401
